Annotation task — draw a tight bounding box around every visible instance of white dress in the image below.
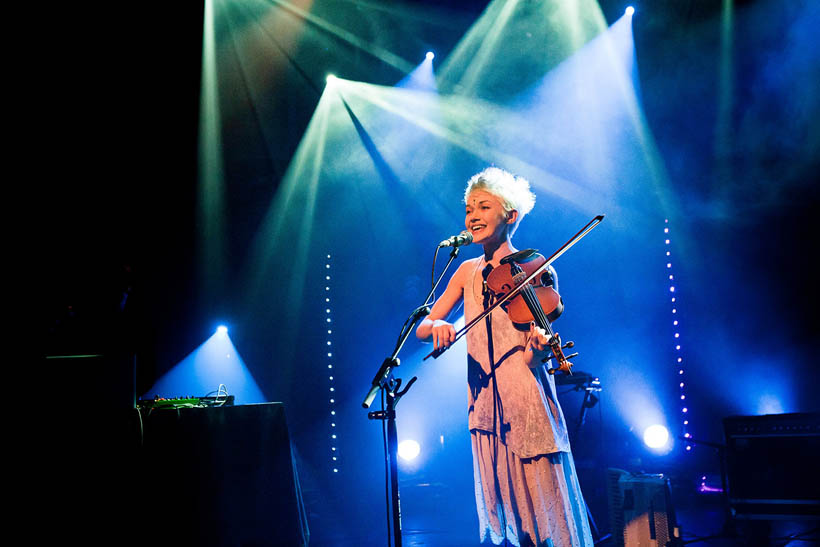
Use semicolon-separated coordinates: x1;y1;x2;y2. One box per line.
463;256;593;547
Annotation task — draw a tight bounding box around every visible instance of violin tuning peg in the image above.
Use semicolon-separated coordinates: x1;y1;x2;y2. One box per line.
562;340;575;349
564;352;579;360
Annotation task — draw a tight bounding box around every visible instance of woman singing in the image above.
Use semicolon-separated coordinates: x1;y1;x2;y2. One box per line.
416;167;593;546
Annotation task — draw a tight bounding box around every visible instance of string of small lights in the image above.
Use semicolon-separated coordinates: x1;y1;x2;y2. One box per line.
326;253;338;473
665;220;691;451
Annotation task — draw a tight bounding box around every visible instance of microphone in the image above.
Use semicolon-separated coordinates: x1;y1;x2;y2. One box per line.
438;230;473;248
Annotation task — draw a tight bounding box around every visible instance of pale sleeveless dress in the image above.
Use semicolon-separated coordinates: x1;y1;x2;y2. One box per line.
463;256;593;547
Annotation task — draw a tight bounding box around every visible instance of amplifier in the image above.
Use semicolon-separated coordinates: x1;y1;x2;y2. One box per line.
723;412;820;520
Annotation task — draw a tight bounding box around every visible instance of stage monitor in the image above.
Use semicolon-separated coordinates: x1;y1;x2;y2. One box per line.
606;468;682;547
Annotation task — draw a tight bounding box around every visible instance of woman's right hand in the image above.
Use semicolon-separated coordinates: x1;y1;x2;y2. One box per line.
430;319;456;350
415;259;469;347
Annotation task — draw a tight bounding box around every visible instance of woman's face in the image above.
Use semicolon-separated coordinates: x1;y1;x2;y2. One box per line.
465;190;514;245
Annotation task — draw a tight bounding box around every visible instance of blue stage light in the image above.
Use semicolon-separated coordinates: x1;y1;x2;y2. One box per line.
398;439;420;461
142;328;265;405
426;51;435;61
643;424;669;449
625;6;635;16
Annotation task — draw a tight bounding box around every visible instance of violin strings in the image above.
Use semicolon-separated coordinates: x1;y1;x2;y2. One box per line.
520;283;545;326
519;281;558;360
511;263;552;331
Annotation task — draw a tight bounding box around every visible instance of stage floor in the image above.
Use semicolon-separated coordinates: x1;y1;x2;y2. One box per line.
307;489;818;546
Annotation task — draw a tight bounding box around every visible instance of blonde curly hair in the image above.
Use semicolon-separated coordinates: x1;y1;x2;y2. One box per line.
464;167;536;236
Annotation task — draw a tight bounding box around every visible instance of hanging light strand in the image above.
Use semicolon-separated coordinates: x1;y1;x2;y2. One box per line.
325;253;339;472
665;220;691;451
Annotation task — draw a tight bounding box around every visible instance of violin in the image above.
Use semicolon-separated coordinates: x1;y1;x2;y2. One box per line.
485;249;562;327
486;249;577;374
423;214;604;372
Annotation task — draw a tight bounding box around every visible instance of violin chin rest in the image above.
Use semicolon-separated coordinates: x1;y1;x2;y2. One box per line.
500;248;538;265
547;298;564;322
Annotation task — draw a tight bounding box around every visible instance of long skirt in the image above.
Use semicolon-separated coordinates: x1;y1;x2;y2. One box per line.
472;430;593;547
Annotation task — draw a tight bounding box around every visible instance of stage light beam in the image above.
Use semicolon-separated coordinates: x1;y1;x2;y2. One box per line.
198;0;227;302
142;329;266;405
625;6;635;16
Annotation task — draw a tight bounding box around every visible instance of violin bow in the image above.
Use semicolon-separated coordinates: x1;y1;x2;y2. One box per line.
423;214;605;361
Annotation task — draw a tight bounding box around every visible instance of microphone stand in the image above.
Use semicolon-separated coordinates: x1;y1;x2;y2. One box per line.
361;245;463;547
679;436;737;545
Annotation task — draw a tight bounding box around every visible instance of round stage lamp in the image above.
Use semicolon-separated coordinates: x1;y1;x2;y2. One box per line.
398;439;420;461
643;424;669;449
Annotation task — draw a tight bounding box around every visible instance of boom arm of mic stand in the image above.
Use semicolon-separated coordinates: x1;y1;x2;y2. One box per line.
361;246;462;409
362;358;399;409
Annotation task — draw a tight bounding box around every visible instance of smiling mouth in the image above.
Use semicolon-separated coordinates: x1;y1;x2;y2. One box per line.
470;224;486;233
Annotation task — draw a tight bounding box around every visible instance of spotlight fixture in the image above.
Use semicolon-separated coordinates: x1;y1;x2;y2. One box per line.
625;6;635;16
326;74;337;84
425;51;435;61
216;325;228;334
